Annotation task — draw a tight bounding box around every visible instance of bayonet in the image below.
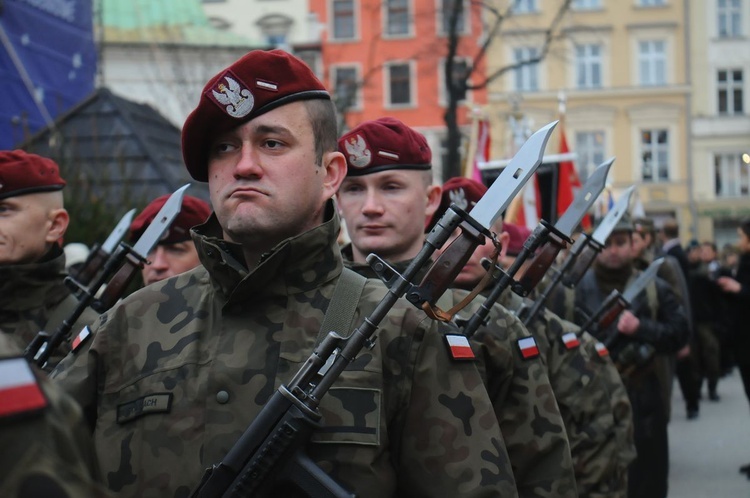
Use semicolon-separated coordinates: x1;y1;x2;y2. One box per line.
512;158;612;297
562;185;635;287
403;121;558;315
71;208;136;287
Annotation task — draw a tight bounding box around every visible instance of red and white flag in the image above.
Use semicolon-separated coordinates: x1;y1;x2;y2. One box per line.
445;334;475;360
505;175;541;231
72;325;92;352
517;336;540;359
465;117;491;183
595;342;609;357
0;357;47;418
561;332;581;350
557;125;590;230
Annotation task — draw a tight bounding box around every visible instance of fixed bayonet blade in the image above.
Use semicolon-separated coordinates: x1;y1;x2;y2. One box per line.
554;157;613;237
101;209;137;254
468;121;557;229
132;184;190;258
590;185;635;245
622;258;664;304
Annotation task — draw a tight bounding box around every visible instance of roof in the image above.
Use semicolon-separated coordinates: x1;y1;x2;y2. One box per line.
17;87;208;207
102;0;265;47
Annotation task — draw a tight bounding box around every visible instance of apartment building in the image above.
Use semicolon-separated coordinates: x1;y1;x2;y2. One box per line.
485;0;693;236
689;0;750;247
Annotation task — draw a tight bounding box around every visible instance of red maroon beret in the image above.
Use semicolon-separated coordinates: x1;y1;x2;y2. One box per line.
339;117;431;177
503;222;532;256
182;49;331;182
0;150;66;200
427;177;487;231
130;194;211;244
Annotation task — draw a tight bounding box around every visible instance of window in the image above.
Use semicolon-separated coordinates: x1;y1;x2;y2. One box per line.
572;0;602;9
332;0;355;40
638;0;665;6
641;129;669;182
257;15;293;47
513;47;539;92
332;66;360;110
714;153;749;197
513;0;537;13
575;44;602;89
387;62;412;106
575;131;605;183
439;0;467;35
442;58;470;103
638;40;666;86
385;0;410;36
718;0;742;38
718;69;744;115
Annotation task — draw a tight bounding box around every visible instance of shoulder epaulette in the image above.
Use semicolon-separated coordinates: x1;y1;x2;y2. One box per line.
517;336;540;360
0;357;47;420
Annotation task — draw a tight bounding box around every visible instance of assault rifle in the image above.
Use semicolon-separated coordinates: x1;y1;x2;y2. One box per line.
24;185;189;367
189;122;559;498
519;184;634;326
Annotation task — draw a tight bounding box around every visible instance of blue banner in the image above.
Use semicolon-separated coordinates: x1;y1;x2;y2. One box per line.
0;0;96;148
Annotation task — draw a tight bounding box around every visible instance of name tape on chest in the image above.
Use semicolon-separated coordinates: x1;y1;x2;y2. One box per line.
0;356;47;420
517;336;540;360
561;332;581;350
117;393;173;424
444;334;475;361
71;326;92;353
595;342;609;357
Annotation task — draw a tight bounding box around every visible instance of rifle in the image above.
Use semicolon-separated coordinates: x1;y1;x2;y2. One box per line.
24;185;189;367
520;184;635;326
190;122;560;498
69;209;136;288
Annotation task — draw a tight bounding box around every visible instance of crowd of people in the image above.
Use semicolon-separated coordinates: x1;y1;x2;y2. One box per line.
2;48;749;498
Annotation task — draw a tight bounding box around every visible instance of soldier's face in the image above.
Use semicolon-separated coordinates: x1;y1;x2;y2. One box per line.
336;170;440;263
597;231;633;270
207;102;344;251
141;242;201;285
0;194;59;265
631;231;649;257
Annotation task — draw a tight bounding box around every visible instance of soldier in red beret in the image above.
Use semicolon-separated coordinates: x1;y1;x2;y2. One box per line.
337;120;578;497
53;50;511;498
0;150;98;368
130;194;211;285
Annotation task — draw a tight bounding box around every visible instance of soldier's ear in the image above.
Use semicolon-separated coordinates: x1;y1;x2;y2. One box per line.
321;150;347;200
46;208;70;244
425;185;442;219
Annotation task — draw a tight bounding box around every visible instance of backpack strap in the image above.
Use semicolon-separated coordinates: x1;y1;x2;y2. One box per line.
316;268;368;345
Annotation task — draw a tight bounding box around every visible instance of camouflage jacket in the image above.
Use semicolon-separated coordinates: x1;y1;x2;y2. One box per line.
501;290;634;497
345;252;575;498
51;207;515;498
0;246;98;369
0;334;111;498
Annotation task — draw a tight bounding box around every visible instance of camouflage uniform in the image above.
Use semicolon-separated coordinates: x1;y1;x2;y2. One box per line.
52;207;516;498
501;290;635;497
0;246;98;369
0;334;110;498
344;248;576;498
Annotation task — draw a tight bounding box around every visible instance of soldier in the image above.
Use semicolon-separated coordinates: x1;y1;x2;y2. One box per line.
432;179;635;498
51;50;512;498
0;333;111;498
336;118;576;498
549;215;689;498
129;194;211;285
0;150;98;368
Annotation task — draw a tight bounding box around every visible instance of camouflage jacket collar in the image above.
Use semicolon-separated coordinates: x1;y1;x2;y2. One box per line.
193;200;344;305
0;246;70;312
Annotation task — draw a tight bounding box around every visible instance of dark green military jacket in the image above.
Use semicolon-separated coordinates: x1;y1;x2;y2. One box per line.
52;207;516;498
0;246;98;369
0;334;111;498
343;248;575;498
500;290;635;498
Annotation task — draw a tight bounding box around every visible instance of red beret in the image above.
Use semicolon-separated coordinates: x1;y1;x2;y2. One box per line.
339;117;431;177
503;222;531;256
130;194;211;244
182;49;330;182
0;150;65;200
427;177;487;231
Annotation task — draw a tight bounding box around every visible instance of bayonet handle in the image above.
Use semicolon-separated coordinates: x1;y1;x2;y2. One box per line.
562;237;601;288
513;232;568;297
71;246;108;287
92;253;143;313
